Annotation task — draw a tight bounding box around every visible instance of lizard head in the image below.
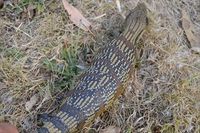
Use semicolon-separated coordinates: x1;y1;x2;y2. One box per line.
123;3;148;39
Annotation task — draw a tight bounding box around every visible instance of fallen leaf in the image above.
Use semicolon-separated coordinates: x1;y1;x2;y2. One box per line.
0;0;3;9
182;10;200;53
100;126;121;133
36;89;51;110
116;0;122;13
25;94;38;111
62;0;92;31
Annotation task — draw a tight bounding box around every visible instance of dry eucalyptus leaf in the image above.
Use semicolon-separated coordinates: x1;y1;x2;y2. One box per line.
116;0;122;13
0;0;4;9
62;0;92;31
25;94;38;111
182;10;200;52
36;89;51;110
100;126;121;133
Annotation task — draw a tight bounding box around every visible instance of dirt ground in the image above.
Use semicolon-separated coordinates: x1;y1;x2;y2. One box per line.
0;0;200;133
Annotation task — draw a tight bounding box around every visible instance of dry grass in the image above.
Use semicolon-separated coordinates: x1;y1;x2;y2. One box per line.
0;0;200;133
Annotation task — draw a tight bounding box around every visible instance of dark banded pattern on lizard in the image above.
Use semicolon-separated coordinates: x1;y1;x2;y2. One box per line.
38;3;148;133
